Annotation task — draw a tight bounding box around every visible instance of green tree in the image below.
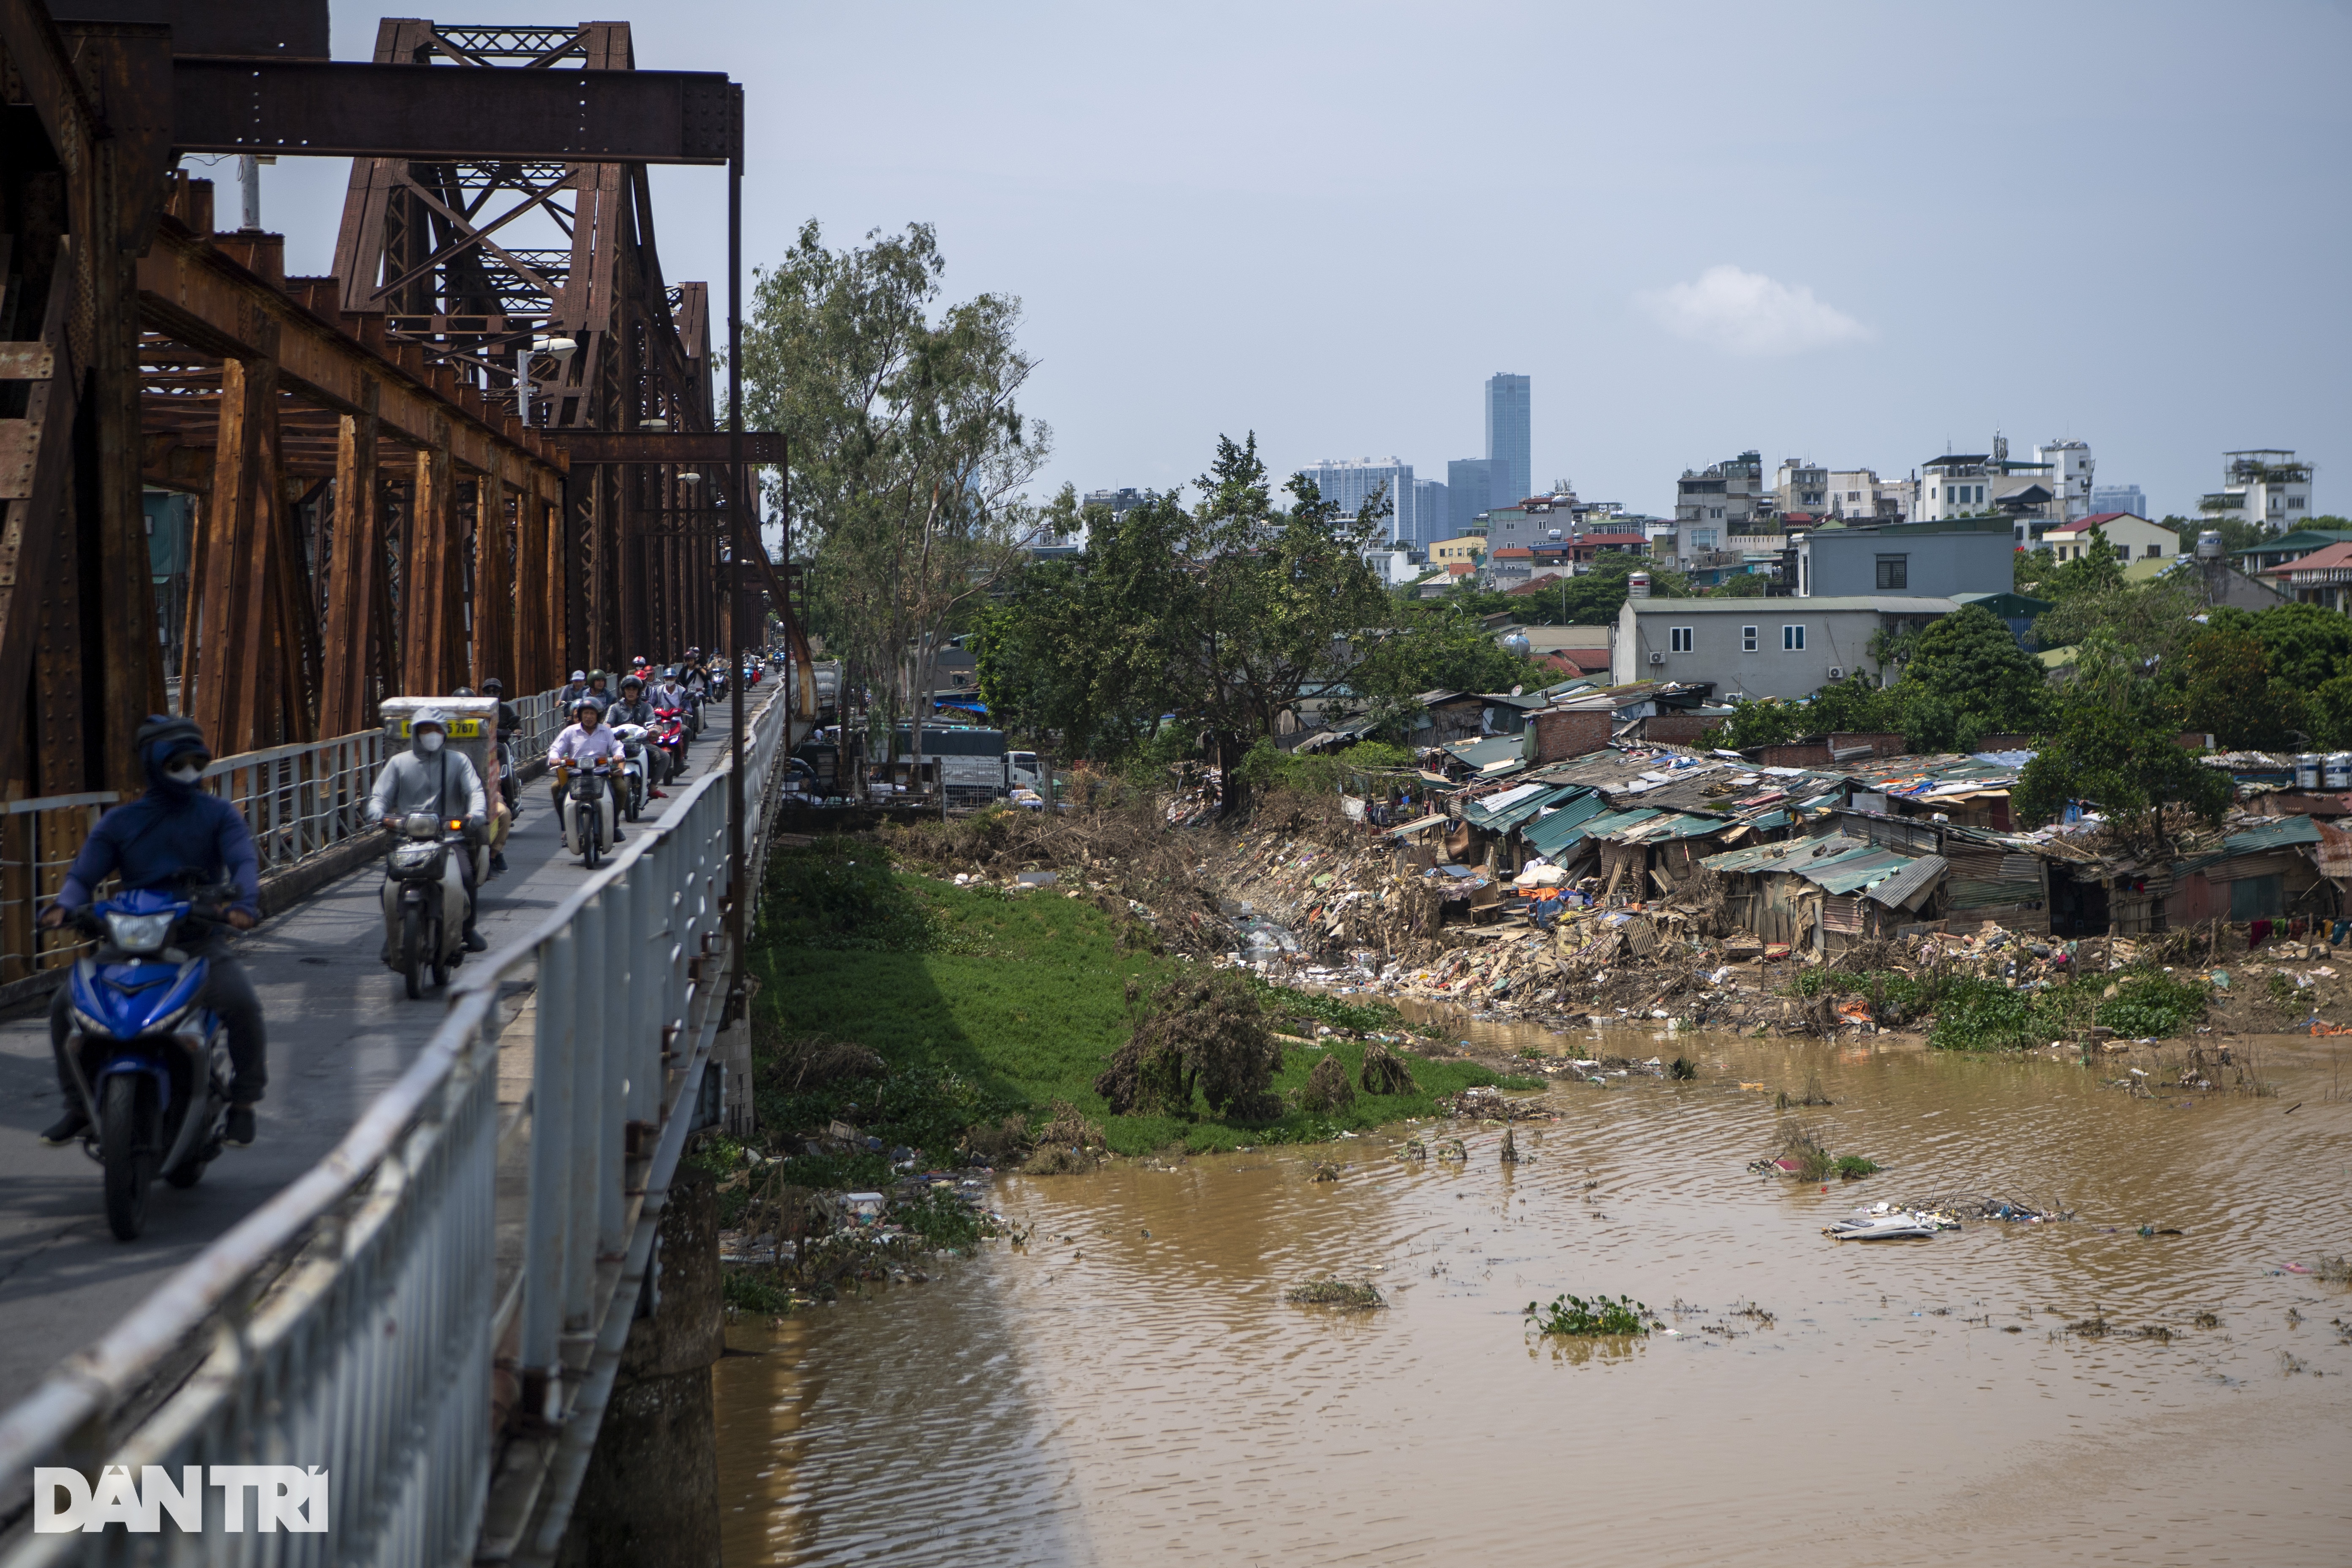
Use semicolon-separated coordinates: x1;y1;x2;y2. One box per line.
2015;644;2230;852
1892;604;2051;746
1353;603;1545;736
2170;623;2303;749
740;220;1047;749
2037;525;2125;600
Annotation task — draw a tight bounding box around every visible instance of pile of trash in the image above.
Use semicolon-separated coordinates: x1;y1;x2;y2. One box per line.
1435;1085;1557;1122
1824;1203;1965;1241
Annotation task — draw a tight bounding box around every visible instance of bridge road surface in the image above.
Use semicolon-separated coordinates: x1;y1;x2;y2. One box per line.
0;703;742;1407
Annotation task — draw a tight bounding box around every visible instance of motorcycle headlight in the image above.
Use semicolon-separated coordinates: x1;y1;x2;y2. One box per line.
403;810;440;840
105;911;175;955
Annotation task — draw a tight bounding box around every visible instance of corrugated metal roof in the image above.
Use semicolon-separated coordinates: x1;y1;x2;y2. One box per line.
1863;852;1949;909
1521;798;1639;857
1798;846;1917;894
2172;813;2323;878
1699;833;1871;875
1465;783;1587;832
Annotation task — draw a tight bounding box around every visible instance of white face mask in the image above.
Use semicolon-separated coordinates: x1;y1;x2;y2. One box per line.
166;762;203;784
417;731;445;754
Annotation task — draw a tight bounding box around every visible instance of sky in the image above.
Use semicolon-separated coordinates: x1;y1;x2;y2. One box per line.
246;0;2352;523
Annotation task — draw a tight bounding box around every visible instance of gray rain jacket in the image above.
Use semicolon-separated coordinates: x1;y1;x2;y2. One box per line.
367;743;488;828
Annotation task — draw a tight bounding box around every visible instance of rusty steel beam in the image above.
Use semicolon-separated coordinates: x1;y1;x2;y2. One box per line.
172;59;743;165
545;431;785;465
318;385;381;734
137;221;566;502
45;2;329;58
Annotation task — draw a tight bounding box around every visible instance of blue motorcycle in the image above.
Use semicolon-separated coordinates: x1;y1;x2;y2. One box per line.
60;887;232;1240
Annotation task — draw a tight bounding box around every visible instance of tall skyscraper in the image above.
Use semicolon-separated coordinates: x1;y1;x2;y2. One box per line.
1293;457;1426;544
1447;457;1492;535
1485;373;1531;509
2089;483;2147;518
1413;479;1448;547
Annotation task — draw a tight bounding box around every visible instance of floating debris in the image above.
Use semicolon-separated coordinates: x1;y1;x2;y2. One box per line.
1285;1279;1384;1309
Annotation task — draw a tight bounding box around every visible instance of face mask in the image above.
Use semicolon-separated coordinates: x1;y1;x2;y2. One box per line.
166;762;203;784
418;732;446;754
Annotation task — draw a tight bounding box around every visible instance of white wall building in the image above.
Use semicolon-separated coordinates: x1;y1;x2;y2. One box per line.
2201;450;2314;533
2035;438;2096;522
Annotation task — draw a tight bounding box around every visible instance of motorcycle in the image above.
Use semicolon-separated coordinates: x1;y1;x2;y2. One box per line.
60;887;234;1240
379;809;476;1000
558;760;618;867
611;724;649;822
651;707;690;779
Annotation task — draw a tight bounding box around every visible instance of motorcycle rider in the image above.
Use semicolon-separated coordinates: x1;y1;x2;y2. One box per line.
481;677;523;869
365;708;490;953
561;669;592;708
547;696;627;840
584;671;614;717
36;716;266;1149
607;675;670;796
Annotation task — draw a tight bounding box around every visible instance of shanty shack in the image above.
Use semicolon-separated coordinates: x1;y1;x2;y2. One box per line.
1697;833;1949;952
2161;816;2327;928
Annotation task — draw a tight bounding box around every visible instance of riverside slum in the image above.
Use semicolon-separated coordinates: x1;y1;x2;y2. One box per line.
1210;702;2352;1048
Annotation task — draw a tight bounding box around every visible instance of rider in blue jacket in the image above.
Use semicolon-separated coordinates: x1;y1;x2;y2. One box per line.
37;716;267;1149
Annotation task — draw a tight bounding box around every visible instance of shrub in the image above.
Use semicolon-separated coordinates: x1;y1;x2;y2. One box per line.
1359;1038;1416;1095
1094;968;1281;1117
1524;1293;1650;1337
1300;1054;1356;1113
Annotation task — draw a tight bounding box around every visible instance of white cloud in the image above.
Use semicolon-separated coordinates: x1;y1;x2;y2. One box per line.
1636;264;1872;356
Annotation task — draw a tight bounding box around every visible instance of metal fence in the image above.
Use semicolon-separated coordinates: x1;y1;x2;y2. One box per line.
0;690;577;991
0;685;793;1565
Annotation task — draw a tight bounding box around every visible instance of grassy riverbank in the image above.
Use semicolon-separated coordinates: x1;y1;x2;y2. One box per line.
745;837;1514;1176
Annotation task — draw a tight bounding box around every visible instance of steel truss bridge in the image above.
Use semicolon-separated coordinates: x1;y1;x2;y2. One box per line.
0;2;810;1558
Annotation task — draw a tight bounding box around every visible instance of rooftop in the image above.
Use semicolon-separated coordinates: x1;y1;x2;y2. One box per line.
1626;596;1962;614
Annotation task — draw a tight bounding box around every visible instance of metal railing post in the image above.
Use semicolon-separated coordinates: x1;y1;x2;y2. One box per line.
523;930;574;1376
563;896;604;1331
597;879;626;1256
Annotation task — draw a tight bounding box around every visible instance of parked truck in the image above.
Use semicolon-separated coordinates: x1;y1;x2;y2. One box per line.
891;727;1044;806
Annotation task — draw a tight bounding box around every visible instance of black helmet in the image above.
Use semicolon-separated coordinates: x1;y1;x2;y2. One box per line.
621;675;642;693
453;686;476;697
136;714;211;773
483;677;505;694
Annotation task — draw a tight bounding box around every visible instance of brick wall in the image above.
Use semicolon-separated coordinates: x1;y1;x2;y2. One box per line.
1638;713;1713;747
1828;731;1908;758
1758;742;1832;768
1532;708;1614;763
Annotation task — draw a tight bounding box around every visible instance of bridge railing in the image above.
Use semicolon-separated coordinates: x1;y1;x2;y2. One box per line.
0;690;577;994
0;685;793;1565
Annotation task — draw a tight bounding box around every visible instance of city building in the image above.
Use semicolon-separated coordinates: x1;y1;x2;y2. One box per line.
1447;457;1492;534
1676;450;1771;532
1485;373;1531;510
2257;542;2352;611
2229;528;2352;576
1361;543;1423;587
2201;449;2314;533
1915;437;2064;539
1083;487;1145;517
1794;518;2014;599
1775;460;1908;524
1612;595;1959;700
2089;482;2147;519
1429;535;1486;569
1293;457;1433;545
2035;438;2096;521
1413;478;1448;546
2040;513;2177;565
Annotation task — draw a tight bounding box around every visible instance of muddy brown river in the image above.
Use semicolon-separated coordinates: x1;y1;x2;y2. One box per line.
714;1029;2352;1566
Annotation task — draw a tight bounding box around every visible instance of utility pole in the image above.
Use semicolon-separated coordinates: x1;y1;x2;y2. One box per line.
725;151;746;1014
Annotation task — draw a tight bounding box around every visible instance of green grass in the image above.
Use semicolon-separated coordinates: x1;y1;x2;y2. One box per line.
1786;963;2209;1051
749;838;1508;1162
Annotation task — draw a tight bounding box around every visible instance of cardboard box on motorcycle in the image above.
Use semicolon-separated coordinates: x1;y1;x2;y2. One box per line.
378;696;505;858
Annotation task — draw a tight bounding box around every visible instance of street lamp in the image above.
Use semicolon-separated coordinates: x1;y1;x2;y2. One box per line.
515;335;577;426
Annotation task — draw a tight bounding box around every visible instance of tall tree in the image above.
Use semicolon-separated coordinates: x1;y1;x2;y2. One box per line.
739;220;1048;751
